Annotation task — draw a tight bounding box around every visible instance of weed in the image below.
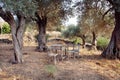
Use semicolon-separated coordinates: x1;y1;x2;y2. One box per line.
44;64;57;78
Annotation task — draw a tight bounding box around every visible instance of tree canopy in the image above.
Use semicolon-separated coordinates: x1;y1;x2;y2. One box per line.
0;0;38;17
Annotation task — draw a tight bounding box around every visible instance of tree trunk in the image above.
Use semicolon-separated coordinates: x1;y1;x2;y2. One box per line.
92;31;97;50
80;34;86;48
102;12;120;59
11;23;23;63
0;8;25;63
16;11;25;50
0;27;1;34
35;12;47;52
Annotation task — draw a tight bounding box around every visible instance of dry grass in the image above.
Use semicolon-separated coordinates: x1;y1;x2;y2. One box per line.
0;34;120;80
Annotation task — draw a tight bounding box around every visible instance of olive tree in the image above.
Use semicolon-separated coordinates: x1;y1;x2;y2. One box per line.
33;0;71;52
102;0;120;59
0;0;37;63
74;0;120;59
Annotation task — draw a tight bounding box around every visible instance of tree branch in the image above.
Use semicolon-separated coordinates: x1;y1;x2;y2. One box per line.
102;7;113;20
0;8;14;25
107;0;114;5
30;17;37;21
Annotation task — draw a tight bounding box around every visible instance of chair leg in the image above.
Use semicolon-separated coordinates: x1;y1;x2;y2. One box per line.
73;53;75;59
68;53;71;60
53;56;57;65
60;55;63;61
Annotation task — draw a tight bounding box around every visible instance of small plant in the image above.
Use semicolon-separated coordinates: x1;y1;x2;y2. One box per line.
97;37;109;50
116;64;120;68
73;38;81;44
2;22;11;34
45;64;57;78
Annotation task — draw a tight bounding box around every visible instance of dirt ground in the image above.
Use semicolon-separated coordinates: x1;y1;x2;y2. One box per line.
0;36;120;80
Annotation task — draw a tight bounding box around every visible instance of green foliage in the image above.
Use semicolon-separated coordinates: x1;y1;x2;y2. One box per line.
34;34;38;41
0;0;38;17
62;25;80;38
45;64;57;77
62;28;70;38
46;34;50;41
97;37;109;50
73;38;81;44
116;64;120;68
56;26;61;32
2;22;11;34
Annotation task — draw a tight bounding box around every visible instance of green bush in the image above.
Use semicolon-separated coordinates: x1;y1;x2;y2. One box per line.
73;38;81;44
2;23;11;34
56;27;61;32
62;29;70;38
62;25;80;38
97;37;109;50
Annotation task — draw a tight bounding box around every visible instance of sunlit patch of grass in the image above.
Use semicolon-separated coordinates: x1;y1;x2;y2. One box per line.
0;72;14;80
116;64;120;68
44;64;57;78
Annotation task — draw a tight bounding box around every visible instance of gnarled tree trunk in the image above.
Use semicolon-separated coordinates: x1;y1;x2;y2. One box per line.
79;34;86;48
0;8;25;63
16;11;25;50
92;31;97;50
102;12;120;59
35;12;47;52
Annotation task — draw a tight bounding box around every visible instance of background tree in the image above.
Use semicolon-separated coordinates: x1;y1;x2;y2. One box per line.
72;0;113;50
32;0;70;52
102;0;120;59
0;0;37;63
73;0;120;58
62;24;85;47
77;0;110;50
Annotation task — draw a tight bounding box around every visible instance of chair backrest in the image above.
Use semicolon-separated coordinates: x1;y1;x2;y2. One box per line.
47;46;52;53
47;44;64;54
67;44;80;52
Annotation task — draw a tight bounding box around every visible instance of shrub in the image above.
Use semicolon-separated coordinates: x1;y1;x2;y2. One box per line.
45;64;57;78
73;38;81;44
56;27;61;32
97;37;109;50
62;29;70;38
62;25;80;38
2;23;11;34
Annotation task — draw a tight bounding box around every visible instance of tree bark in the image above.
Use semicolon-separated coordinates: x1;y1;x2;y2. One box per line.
0;27;1;34
0;8;25;63
80;34;86;48
102;12;120;59
16;11;25;50
35;12;47;52
92;31;97;50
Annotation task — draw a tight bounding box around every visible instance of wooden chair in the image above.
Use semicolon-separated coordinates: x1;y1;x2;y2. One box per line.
47;46;58;64
47;45;65;64
66;44;80;59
